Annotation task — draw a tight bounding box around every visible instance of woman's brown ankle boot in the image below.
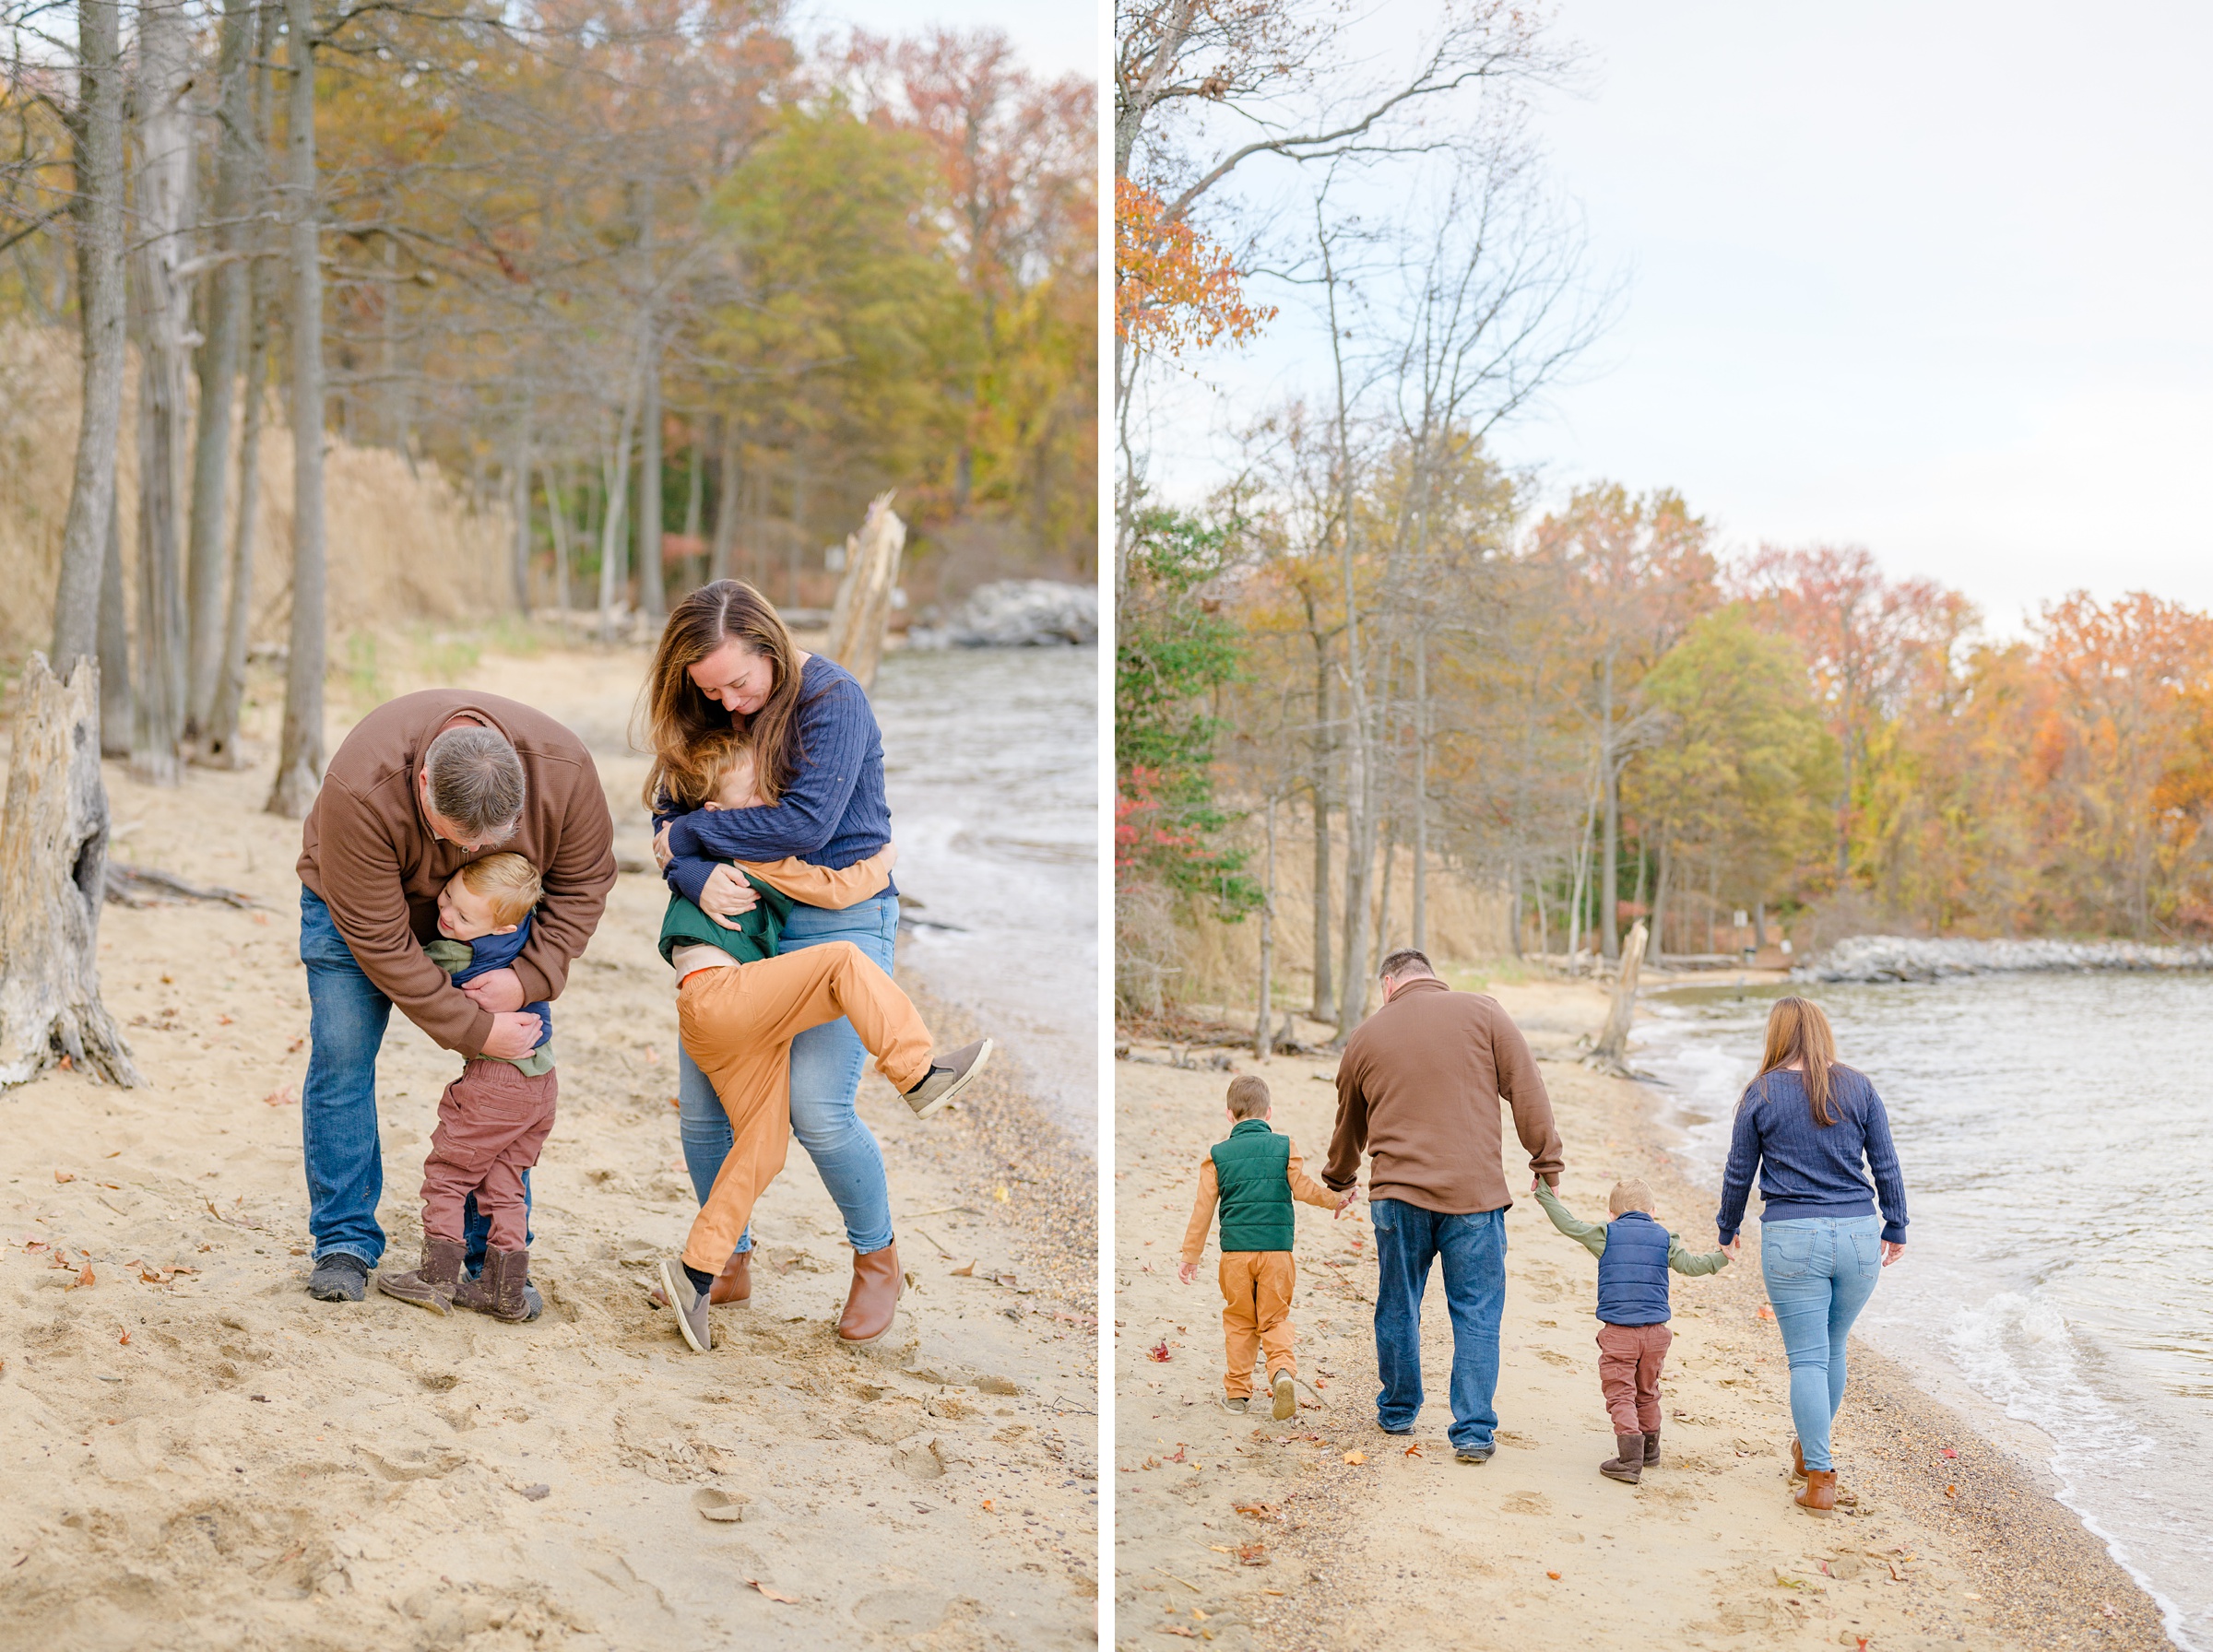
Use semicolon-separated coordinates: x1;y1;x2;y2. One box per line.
1791;1437;1808;1481
1796;1468;1838;1514
836;1243;903;1345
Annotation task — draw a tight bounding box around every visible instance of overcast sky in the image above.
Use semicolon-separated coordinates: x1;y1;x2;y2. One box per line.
799;0;1096;80
1139;1;2213;634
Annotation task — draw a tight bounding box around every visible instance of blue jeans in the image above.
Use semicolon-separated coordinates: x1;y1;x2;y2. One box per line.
1370;1200;1508;1453
1760;1215;1884;1471
300;887;526;1269
676;890;899;1257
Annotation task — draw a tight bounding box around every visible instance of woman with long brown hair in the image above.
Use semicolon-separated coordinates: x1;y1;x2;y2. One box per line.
1716;996;1909;1516
641;580;908;1344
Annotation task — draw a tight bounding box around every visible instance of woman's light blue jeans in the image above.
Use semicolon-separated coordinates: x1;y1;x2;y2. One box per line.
676;890;900;1257
1760;1215;1884;1471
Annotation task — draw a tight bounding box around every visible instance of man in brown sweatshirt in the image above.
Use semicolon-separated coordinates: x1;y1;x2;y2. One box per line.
296;690;615;1305
1324;948;1565;1462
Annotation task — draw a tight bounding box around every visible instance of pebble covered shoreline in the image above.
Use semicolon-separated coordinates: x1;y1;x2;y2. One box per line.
1799;935;2213;984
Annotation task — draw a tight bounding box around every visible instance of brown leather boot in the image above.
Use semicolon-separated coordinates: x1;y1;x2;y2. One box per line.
1791;1437;1807;1481
378;1237;466;1316
1796;1467;1838;1515
835;1243;903;1345
1642;1424;1661;1467
456;1245;534;1323
649;1248;751;1310
1600;1434;1644;1483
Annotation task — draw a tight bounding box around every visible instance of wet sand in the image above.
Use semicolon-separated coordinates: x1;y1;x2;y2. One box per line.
0;644;1097;1649
1112;977;2168;1651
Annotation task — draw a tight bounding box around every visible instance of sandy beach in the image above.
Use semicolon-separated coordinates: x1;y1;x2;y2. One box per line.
1112;975;2171;1652
0;642;1097;1650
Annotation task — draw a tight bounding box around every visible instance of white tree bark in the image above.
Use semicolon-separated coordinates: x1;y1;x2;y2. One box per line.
0;655;142;1089
266;0;327;819
822;493;905;692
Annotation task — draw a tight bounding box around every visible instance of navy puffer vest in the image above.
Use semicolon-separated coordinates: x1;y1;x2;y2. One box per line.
1596;1211;1672;1326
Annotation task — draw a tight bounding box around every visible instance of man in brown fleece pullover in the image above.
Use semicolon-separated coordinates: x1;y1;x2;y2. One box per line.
295;690;615;1306
1324;948;1565;1461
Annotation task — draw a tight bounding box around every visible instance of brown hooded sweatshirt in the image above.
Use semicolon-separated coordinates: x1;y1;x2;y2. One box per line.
298;690;616;1058
1323;976;1565;1214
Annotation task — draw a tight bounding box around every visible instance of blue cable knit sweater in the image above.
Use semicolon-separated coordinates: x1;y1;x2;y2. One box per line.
1716;1066;1909;1246
657;654;894;905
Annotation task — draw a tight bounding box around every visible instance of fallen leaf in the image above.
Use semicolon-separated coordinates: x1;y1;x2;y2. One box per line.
53;1170;76;1184
1757;1305;1775;1319
97;1182;120;1190
1944;1483;1957;1496
950;1260;976;1277
1403;1444;1422;1457
747;1581;800;1604
217;1014;234;1027
1236;1541;1267;1565
979;1498;993;1511
1342;1451;1367;1465
56;1054;74;1072
1940;1447;1958;1458
117;1330;129;1346
73;1262;95;1289
262;1088;294;1107
1147;1340;1171;1363
1208;1544;1232;1554
285;1035;302;1053
993;1185;1009;1203
1546;1570;1561;1581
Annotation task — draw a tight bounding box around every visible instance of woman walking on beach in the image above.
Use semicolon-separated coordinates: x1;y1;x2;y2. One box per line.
1717;996;1907;1515
643;580;909;1343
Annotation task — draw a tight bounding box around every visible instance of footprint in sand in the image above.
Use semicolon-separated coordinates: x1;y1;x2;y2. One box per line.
1501;1492;1552;1516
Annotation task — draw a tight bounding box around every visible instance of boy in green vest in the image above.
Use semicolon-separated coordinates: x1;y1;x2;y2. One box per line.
1178;1075;1351;1418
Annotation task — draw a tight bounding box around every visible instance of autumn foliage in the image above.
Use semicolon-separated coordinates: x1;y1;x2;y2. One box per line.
1115;180;1274;359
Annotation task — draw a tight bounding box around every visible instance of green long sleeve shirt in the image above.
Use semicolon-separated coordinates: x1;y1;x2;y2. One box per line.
1533;1182;1729;1275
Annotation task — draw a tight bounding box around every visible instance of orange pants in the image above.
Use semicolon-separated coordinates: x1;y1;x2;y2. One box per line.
1218;1250;1297;1398
674;941;932;1274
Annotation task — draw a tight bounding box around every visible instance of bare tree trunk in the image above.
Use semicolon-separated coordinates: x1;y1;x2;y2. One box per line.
708;415;736;583
1254;796;1276;1060
1650;838;1671;966
1412;631;1427;955
822;494;905;692
50;0;128;674
1308;648;1333;1018
266;0;326;820
543;459;572;632
97;493;130;756
202;4;277;770
129;0;195;788
1592;919;1647;1071
183;0;255;742
508;395;533;610
596;361;641;638
1599;650;1620;961
635;320;666;620
681;419;703;541
0;655;142;1089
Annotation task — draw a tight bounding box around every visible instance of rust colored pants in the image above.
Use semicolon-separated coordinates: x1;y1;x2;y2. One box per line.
1595;1320;1673;1435
1218;1250;1297;1398
675;942;932;1274
420;1059;558;1251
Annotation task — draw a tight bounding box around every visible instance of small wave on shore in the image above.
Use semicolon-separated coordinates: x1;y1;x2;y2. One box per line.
1798;934;2213;983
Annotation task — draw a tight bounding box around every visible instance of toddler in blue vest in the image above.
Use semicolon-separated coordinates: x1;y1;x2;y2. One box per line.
1178;1075;1351;1419
1534;1174;1729;1484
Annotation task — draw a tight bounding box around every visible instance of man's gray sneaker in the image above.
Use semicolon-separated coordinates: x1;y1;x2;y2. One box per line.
659;1259;711;1354
307;1252;372;1302
1455;1445;1495;1465
903;1038;995;1118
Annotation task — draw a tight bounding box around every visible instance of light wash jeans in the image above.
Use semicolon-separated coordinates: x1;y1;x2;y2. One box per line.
299;887;526;1270
676;890;900;1257
1760;1214;1884;1471
1369;1200;1509;1454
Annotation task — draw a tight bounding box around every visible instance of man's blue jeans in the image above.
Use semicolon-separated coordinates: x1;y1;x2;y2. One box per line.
1760;1215;1884;1471
1370;1199;1508;1452
675;891;900;1257
300;887;526;1269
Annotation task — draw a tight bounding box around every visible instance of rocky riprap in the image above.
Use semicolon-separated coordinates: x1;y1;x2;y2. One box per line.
1799;933;2213;983
907;579;1097;648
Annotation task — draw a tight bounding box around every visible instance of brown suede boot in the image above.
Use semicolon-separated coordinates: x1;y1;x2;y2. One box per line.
1600;1434;1644;1483
1791;1437;1807;1481
1796;1467;1838;1515
378;1237;466;1316
649;1248;751;1310
456;1245;534;1323
835;1243;903;1345
1642;1424;1661;1467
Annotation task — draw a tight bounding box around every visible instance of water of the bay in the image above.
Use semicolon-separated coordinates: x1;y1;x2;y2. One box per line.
1634;973;2213;1650
871;644;1097;1142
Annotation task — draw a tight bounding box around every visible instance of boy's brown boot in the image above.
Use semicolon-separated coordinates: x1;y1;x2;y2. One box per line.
456;1245;534;1323
1642;1424;1662;1467
378;1238;466;1316
1600;1434;1644;1483
1796;1468;1839;1515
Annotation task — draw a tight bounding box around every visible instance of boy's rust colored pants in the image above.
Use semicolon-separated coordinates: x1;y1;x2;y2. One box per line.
1218;1250;1297;1398
420;1059;558;1251
675;940;932;1274
1595;1321;1673;1434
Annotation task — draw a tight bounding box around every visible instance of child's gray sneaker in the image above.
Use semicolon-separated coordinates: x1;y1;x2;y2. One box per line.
1219;1395;1249;1413
1270;1370;1296;1421
903;1038;995;1118
659;1259;711;1353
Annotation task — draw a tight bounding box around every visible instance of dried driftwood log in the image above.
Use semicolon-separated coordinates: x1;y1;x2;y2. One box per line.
824;491;905;693
0;654;141;1087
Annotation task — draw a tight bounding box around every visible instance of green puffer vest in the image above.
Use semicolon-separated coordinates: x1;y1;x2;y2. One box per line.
1210;1119;1296;1252
657;871;795;969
